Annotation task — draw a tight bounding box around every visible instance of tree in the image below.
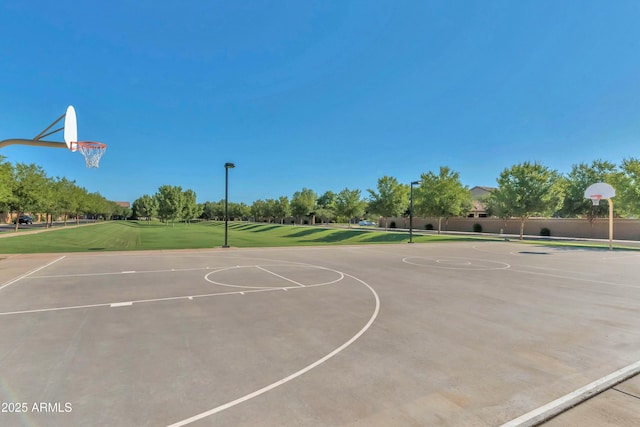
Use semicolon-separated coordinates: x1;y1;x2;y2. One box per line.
201;200;224;220
155;185;185;225
491;162;563;240
290;188;317;224
181;189;201;223
67;185;91;224
251;199;267;222
414;166;472;234
53;177;78;225
335;188;366;227
367;176;409;230
274;196;290;224
39;176;59;227
9;163;49;231
316;191;337;224
616;157;640;217
114;204;132;220
0;156;14;212
86;192;111;220
263;199;278;223
229;202;250;220
133;194;158;220
485;188;515;232
559;160;617;235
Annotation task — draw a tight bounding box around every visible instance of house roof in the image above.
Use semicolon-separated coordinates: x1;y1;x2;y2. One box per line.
470;185;496;192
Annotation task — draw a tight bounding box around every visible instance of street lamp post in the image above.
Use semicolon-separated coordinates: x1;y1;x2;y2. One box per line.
409;180;421;243
223;162;235;248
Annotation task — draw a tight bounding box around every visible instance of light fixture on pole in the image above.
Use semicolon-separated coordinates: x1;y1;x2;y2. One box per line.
409;180;422;243
223;162;235;248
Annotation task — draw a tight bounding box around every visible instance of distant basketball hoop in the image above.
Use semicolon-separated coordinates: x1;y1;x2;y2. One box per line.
584;182;616;250
70;141;107;168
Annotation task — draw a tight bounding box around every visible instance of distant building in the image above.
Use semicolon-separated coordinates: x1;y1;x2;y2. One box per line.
468;186;496;218
115;201;131;208
470;186;495;199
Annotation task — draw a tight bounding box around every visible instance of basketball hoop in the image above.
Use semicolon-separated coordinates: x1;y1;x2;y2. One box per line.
589;195;602;206
584;182;616;251
71;141;106;168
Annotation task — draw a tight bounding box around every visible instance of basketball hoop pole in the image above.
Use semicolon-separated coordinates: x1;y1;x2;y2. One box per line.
585;183;616;251
1;110;68;149
607;198;613;251
0;138;67;149
589;196;613;251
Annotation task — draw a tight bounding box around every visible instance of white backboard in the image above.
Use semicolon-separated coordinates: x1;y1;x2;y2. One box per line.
64;105;77;151
584;182;615;199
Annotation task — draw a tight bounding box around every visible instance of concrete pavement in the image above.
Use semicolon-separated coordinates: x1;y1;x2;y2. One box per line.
1;242;639;426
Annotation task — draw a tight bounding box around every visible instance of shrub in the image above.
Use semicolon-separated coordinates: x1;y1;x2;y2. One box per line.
425;223;434;230
473;223;482;233
389;221;396;228
540;227;551;236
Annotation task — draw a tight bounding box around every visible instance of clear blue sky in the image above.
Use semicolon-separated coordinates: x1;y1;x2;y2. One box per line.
2;1;640;204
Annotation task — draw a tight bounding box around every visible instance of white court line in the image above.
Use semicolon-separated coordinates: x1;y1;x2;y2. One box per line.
501;359;640;426
0;281;338;317
204;265;344;289
0;256;65;292
0;264;347;317
110;302;133;307
166;271;380;427
255;265;305;287
402;256;510;271
30;266;216;279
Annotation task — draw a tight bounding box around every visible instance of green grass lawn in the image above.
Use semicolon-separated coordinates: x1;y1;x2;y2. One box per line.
0;221;491;254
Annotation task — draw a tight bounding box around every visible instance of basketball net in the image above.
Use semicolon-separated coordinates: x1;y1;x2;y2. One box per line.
589;195;602;206
71;141;106;168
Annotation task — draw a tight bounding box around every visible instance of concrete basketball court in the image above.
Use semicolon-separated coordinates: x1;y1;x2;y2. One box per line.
1;241;639;426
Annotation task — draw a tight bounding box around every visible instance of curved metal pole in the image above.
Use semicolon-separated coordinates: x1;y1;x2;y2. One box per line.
0;139;67;149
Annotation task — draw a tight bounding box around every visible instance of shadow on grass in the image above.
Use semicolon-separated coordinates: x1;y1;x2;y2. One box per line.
306;230;368;243
362;233;409;243
252;225;282;233
229;223;265;231
203;221;224;227
285;228;327;238
117;221;148;227
125;221;178;228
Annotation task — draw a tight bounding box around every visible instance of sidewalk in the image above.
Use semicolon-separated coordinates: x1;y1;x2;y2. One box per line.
0;221;103;238
542;374;640;426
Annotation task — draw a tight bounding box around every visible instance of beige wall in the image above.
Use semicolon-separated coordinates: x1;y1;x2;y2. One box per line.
385;217;640;241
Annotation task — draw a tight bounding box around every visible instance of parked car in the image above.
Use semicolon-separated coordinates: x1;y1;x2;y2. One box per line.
358;220;376;226
15;215;33;224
